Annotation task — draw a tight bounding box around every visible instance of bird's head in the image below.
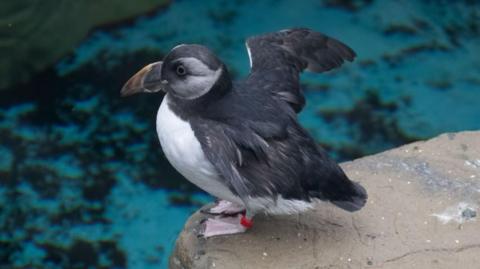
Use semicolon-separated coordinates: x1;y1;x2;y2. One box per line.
121;44;230;100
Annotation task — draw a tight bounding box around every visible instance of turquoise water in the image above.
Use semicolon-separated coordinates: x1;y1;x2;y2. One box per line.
1;1;479;268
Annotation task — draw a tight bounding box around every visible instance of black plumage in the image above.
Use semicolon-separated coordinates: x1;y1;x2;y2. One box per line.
166;28;366;213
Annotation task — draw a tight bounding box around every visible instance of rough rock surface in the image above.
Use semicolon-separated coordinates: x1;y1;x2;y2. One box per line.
170;131;480;269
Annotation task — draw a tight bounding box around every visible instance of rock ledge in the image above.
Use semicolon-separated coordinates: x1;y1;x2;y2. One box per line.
170;131;480;269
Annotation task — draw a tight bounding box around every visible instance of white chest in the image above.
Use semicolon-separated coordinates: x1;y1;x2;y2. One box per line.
155;95;239;202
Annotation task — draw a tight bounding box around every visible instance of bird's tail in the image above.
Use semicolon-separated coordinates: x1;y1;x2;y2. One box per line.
330;181;367;212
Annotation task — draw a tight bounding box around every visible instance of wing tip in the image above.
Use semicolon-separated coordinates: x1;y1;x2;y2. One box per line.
327;36;357;61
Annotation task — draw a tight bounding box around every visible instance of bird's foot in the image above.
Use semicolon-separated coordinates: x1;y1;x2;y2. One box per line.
200;214;252;238
202;199;245;216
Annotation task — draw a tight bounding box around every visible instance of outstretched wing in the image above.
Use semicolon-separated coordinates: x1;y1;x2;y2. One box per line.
245;28;356;112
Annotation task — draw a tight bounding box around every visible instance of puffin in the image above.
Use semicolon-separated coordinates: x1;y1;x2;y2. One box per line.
121;28;367;237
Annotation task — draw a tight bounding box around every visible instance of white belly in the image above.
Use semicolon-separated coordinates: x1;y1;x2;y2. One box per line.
156;94;240;203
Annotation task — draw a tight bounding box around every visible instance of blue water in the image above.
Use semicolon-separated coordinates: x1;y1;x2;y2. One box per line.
1;1;479;268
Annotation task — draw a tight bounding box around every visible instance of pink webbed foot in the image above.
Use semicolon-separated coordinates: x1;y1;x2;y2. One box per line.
202;200;245;216
200;214;253;238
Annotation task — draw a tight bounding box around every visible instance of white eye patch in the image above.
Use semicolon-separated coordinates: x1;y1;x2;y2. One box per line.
174;57;216;76
171;57;222;99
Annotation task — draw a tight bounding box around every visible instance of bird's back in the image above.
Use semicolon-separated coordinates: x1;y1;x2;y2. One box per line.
192;81;367;212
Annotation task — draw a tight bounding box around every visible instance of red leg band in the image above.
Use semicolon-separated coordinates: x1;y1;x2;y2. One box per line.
240;215;253;229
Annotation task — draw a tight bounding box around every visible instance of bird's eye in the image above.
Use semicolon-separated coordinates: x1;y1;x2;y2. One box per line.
176;65;186;76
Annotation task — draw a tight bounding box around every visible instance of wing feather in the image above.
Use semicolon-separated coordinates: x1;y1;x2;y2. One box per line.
191;117;367;212
245;28;356;112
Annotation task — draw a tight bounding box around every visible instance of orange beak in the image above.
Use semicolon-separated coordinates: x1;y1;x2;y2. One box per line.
121;61;165;97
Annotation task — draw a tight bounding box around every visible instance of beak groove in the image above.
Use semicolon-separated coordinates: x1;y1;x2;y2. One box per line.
121;61;164;97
